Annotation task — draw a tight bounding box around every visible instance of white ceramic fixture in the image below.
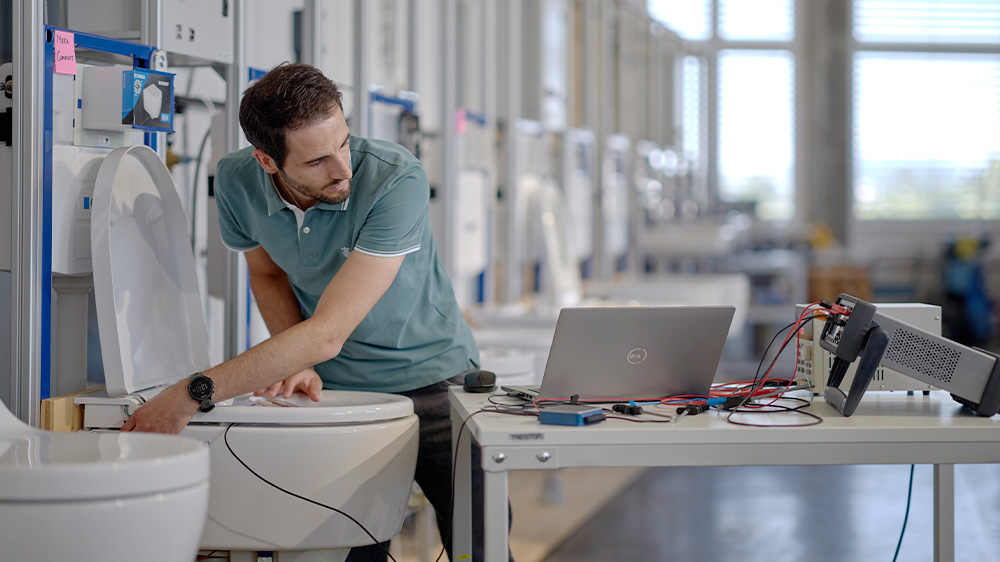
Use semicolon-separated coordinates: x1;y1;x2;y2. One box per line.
0;399;209;562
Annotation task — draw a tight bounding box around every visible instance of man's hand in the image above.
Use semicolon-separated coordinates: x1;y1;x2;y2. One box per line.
253;368;322;401
121;382;199;434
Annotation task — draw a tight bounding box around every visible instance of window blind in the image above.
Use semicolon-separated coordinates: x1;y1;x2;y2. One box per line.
855;0;1000;44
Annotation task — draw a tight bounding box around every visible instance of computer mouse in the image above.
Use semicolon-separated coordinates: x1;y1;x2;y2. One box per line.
463;370;497;393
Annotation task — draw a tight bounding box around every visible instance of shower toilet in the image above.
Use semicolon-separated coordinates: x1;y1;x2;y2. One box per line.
75;145;420;560
0;399;209;561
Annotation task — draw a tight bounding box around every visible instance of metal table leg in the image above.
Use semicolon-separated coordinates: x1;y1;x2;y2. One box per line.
451;407;474;560
483;468;510;562
934;463;955;562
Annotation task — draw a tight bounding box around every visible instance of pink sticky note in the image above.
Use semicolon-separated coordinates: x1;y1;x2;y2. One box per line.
53;30;77;75
455;107;467;135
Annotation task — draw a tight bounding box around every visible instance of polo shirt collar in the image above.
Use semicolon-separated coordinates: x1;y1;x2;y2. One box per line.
264;174;287;216
315;198;350;212
264;173;350;215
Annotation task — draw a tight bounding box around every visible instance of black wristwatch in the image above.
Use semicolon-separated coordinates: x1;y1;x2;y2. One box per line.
187;372;215;413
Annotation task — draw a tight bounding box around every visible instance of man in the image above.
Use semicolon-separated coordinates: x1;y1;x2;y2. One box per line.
122;62;489;561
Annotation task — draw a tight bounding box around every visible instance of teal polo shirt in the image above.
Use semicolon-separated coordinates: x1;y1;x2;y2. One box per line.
214;136;479;393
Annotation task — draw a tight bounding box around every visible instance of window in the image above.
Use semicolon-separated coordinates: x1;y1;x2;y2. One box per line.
852;0;1000;221
647;0;711;41
649;0;797;221
719;0;795;41
681;55;706;178
718;50;795;220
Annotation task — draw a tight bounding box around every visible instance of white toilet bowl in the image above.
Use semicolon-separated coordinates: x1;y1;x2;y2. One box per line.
77;144;420;557
186;391;418;551
0;400;209;562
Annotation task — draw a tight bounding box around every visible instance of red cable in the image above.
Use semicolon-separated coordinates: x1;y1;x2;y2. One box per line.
748;302;823;408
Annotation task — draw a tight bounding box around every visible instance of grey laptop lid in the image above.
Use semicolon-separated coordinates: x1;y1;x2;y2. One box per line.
536;306;736;400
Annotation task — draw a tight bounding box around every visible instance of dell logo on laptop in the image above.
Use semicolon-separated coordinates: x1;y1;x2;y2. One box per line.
627;348;647;365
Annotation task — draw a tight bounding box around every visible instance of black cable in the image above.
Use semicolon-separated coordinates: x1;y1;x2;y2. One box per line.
892;465;916;562
481;406;540;417
188;126;212;252
725;397;823;427
753;316;814;385
603;414;675;423
487;395;676;424
759;315;821;381
487;394;538;413
735;314;823;412
223;423;398;562
534;398;625;407
720;312;827;429
440;409;488;562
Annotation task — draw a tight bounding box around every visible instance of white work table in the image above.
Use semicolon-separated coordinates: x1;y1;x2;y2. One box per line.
449;388;1000;562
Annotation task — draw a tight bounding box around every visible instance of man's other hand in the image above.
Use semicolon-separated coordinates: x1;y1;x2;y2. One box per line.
121;382;198;434
253;368;322;401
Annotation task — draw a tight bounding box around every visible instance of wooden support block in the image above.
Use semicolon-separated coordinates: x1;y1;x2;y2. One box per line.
40;387;105;432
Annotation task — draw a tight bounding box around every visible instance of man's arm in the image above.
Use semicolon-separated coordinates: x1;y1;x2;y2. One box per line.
244;246;323;399
121;250;405;433
245;245;304;335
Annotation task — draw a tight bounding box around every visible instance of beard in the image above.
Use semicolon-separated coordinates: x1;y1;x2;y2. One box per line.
278;169;352;205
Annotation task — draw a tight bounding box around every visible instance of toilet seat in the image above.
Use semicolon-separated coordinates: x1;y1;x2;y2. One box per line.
194;390;413;423
91;145;211;398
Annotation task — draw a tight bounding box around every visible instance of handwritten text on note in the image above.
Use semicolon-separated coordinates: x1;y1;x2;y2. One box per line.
53;30;77;75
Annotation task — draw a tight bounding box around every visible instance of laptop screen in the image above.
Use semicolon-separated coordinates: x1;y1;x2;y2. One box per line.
536;306;736;400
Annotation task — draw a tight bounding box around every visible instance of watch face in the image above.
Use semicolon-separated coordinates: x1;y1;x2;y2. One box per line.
190;377;213;398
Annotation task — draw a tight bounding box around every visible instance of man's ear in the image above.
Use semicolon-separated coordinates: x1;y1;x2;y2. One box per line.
251;148;280;174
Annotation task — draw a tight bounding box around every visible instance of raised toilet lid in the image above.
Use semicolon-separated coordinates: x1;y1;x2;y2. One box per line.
92;146;414;425
91;145;211;397
0;430;208;502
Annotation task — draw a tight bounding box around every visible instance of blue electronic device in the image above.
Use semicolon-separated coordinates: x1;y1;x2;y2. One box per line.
538;405;606;426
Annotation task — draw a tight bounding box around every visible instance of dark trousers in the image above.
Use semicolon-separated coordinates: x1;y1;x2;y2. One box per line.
346;375;514;562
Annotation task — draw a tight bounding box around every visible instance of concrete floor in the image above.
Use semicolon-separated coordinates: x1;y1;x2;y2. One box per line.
544;463;1000;562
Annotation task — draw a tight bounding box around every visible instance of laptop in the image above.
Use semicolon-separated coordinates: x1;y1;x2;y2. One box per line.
502;306;735;401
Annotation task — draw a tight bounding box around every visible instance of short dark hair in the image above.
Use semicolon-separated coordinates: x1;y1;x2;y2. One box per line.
238;62;344;168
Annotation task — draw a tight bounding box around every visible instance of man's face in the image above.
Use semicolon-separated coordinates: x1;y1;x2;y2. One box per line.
276;108;353;206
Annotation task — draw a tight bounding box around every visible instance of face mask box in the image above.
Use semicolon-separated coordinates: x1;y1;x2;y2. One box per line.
120;68;174;132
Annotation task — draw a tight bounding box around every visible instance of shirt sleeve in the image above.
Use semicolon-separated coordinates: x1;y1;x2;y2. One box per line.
353;163;428;257
214;163;261;252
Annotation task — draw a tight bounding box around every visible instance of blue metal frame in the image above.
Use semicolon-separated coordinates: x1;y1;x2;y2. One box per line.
41;30;54;400
370;91;416;115
41;26;160;399
54;27;157;65
248;67;269;82
464;111;487;126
